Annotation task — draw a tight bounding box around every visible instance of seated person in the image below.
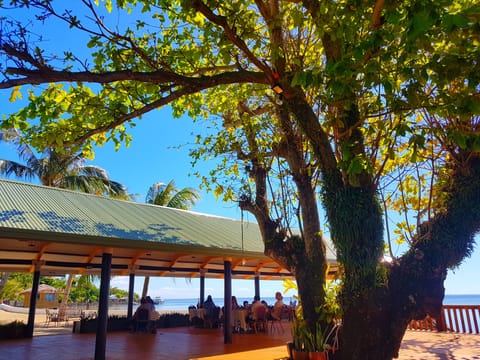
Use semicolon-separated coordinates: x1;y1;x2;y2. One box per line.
231;296;240;310
132;296;157;333
246;295;267;326
203;295;217;316
270;291;285;320
202;295;220;328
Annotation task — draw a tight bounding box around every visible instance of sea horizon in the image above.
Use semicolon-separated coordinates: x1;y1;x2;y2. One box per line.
129;293;480;312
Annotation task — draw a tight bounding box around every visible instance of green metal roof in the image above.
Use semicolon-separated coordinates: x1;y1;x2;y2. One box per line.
0;179;336;279
0;179;264;251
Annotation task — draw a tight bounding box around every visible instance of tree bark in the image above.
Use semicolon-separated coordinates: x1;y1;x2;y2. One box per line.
142;276;150;299
331;155;480;360
58;274;74;321
0;272;10;295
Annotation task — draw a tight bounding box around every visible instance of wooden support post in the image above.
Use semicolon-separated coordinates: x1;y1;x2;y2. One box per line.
95;250;112;360
224;259;232;344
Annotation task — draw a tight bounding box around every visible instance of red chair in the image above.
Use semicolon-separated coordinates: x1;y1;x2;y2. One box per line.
252;306;268;333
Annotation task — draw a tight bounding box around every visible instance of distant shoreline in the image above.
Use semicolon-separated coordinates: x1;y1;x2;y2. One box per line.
0;306;188;326
1;293;478;320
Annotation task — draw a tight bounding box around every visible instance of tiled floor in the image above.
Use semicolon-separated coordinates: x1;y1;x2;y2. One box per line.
1;326;479;360
0;326;292;360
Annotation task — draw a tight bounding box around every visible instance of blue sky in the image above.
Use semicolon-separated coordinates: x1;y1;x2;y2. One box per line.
84;109;480;297
1;103;479;298
0;4;478;298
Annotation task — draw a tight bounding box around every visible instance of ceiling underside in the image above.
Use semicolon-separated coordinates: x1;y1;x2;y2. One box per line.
0;179;338;281
0;236;310;280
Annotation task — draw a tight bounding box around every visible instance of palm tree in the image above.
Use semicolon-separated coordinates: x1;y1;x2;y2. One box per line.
0;128;129;317
145;180;200;209
0;128;128;198
142;180;200;297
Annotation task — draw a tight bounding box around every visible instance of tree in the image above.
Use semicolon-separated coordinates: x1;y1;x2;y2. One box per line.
0;273;33;302
69;275;100;303
145;180;200;209
0;272;10;298
0;127;128;319
110;287;133;300
142;180;200;297
0;273;65;303
0;1;478;358
0;128;128;198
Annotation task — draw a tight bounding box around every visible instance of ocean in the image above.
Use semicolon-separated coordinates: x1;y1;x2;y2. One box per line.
134;294;480;312
443;294;480;305
150;296;286;312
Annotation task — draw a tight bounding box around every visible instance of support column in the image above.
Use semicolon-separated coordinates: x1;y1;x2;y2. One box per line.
199;269;206;308
95;249;112;360
141;276;150;298
127;268;136;320
254;272;260;299
26;261;43;338
224;259;232;344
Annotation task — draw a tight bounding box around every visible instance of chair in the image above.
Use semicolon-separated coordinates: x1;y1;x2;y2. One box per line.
45;308;59;327
58;309;70;327
44;308;51;327
134;308;150;333
252;305;268;333
268;316;284;333
268;308;284;333
204;306;220;329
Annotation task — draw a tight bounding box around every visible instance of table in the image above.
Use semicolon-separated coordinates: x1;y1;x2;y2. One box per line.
189;308;207;322
232;309;249;332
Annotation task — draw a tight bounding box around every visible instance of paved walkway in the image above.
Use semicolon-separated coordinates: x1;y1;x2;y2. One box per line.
399;331;480;360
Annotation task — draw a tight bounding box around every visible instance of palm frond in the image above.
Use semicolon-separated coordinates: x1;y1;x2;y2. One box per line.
76;165;109;179
167;188;201;210
58;175;128;197
146;180;200;210
0;159;37;180
0;129;127;198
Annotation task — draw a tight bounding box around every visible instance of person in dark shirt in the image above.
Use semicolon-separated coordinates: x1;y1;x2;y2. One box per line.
203;295;216;314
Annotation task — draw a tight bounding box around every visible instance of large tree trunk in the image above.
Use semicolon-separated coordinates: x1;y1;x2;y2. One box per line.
58;274;74;321
142;276;150;298
325;186;384;360
331;155;480;360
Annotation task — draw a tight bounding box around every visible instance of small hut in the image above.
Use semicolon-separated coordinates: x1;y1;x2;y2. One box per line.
20;284;61;308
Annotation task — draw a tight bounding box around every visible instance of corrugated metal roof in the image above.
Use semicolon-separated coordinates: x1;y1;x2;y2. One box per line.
0;179;262;251
0;179;336;279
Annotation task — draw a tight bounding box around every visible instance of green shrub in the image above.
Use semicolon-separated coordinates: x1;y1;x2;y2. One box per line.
155;313;189;328
0;320;28;340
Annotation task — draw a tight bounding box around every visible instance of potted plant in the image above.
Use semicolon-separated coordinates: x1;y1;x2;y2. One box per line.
290;316;309;360
304;322;332;360
284;270;341;360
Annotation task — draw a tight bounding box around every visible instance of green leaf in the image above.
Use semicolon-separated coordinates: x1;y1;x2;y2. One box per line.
442;14;469;31
9;87;22;102
408;10;437;40
450;130;467;149
347;157;363;175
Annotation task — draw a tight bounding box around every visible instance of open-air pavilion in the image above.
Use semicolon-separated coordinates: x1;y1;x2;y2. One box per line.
0;179;337;359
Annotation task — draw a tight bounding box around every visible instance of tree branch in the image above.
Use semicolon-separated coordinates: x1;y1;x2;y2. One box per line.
0;62;267;90
372;0;385;29
190;0;273;78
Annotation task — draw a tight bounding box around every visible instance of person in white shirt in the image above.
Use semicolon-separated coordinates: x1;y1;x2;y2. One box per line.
271;291;284;320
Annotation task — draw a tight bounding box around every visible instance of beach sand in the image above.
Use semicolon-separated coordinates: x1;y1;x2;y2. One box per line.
1;309;479;359
0;308;187;325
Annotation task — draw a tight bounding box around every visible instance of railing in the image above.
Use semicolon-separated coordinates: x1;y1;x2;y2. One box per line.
408;305;480;334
